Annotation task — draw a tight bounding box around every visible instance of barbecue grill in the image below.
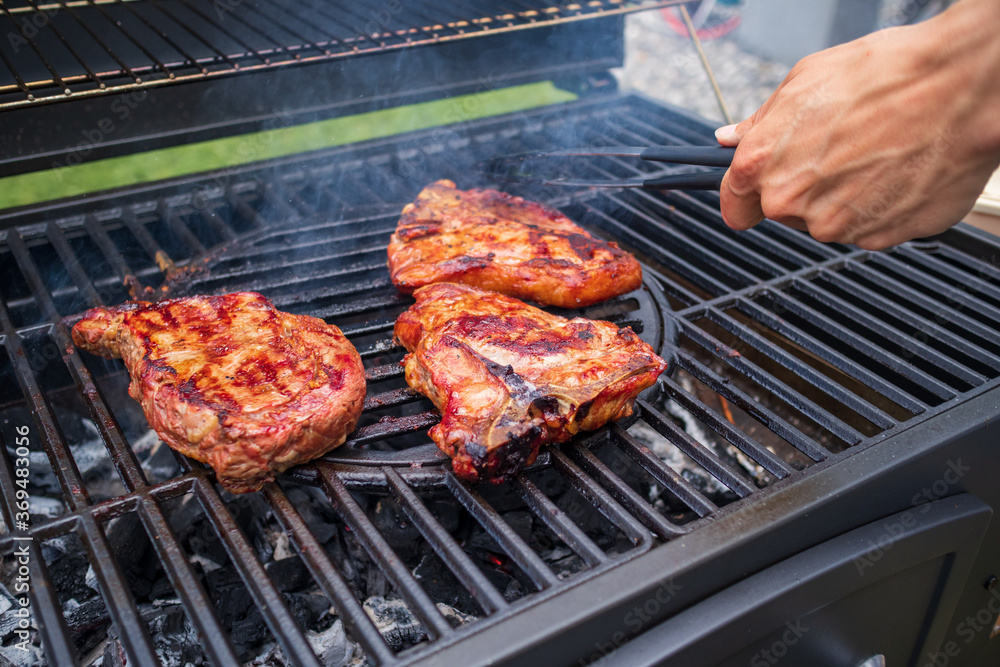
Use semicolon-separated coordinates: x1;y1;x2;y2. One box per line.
2;3;1000;667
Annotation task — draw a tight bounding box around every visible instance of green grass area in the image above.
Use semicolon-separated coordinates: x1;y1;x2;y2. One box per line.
0;81;576;211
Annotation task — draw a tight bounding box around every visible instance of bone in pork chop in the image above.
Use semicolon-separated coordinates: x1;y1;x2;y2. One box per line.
394;283;667;483
72;292;366;493
387;179;642;308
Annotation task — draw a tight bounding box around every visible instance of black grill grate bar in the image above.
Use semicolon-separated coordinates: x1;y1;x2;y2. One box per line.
633;403;757;497
194;478;325;667
660;190;842;261
363;386;422;413
121;207;169;267
365;361;407;383
896;245;1000;304
26;538;80;667
342;309;399;338
932;243;1000;282
137;497;243;666
7;229;150;491
871;253;1000;324
510;476;608;568
227;190;269;231
261;483;397;666
357;337;404;360
679;319;866;444
843;260;1000;350
589;196;763;286
65;345;150;491
199;261;389;300
443;472;561;590
578;201;733;295
644;264;707;307
595;109;704;149
673;349;831;462
764;287;975;393
164;205;208;257
311;292;412;323
737;295;945;408
609;423;720;515
796;277;995;383
216;212;396;261
384;467;509;614
259;279;397;313
0;313;90;510
45;223;105;307
320;466;456;641
197;206;239;243
657;375;794;479
78;512;161;665
546;447;654;547
613;188;791;279
702;307;899;429
197;243;388;288
566;443;686;540
83;214;145;291
262;183;306;222
344;414;441;451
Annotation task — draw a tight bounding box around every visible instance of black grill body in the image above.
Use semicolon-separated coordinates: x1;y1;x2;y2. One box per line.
2;5;1000;667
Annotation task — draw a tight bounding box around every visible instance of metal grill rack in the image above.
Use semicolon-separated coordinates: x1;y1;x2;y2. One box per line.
0;0;679;110
2;95;1000;666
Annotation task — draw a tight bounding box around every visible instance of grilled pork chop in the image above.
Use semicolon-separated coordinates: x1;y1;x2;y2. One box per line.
394;283;667;483
387;180;642;308
72;292;366;493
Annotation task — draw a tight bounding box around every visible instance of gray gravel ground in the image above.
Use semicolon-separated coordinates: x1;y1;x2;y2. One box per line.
615;9;791;128
615;1;936;127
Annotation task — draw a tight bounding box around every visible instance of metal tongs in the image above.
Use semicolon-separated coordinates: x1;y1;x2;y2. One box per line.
486;145;735;190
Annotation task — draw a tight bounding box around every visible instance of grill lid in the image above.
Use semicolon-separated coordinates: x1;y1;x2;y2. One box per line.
0;0;682;176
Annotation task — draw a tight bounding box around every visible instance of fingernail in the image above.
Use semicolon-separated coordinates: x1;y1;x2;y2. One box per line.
715;124;738;142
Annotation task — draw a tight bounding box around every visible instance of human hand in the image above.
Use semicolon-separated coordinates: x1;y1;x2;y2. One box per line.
716;0;1000;250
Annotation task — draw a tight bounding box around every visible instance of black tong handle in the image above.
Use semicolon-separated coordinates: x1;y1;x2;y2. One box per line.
642;170;727;190
639;145;736;167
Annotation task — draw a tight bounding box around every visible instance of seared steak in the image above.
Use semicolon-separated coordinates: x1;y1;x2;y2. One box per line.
387;179;642;308
72;292;366;493
394;283;667;483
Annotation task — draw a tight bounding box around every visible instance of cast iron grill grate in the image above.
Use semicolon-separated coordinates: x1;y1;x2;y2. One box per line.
0;0;681;110
1;96;1000;665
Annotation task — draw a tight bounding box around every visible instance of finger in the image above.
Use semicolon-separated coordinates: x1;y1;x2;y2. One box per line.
720;168;765;231
715;83;783;146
